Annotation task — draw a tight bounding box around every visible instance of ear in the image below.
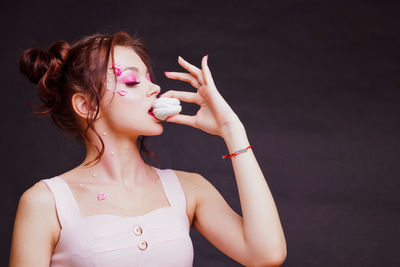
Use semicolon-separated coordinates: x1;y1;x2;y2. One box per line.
71;93;101;120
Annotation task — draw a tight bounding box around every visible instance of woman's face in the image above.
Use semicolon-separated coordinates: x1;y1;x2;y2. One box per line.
99;45;163;138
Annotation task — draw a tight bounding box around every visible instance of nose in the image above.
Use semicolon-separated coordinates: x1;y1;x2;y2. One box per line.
147;83;161;97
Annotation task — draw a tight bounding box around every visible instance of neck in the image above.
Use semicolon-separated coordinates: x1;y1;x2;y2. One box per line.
78;134;156;188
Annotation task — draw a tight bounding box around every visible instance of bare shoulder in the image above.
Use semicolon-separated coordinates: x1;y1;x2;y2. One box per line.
17;181;55;222
171;169;217;195
19;180;56;213
17;180;60;233
10;180;60;266
170;169;213;199
170;169;209;227
171;169;205;188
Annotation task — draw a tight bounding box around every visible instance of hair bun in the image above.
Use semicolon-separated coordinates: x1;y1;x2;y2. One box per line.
19;41;70;84
19;48;49;84
47;41;70;71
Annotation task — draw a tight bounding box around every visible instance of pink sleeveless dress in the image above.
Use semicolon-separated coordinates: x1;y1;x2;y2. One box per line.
40;167;194;267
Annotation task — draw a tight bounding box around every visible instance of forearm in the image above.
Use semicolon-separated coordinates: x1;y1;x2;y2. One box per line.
221;121;287;264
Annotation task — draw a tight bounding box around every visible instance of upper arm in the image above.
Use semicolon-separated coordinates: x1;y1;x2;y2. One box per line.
191;173;251;266
9;181;60;267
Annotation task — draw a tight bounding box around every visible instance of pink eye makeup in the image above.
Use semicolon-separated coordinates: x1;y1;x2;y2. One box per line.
107;62;152;97
118;73;140;86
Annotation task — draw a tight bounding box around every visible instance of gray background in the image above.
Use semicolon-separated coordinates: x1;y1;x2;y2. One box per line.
1;0;399;266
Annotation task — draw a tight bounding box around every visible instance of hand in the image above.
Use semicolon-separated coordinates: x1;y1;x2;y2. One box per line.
162;55;242;137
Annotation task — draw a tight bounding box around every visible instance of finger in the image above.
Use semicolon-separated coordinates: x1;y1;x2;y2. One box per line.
164;72;201;89
177;56;204;83
201;55;215;87
160;90;203;105
165;113;196;127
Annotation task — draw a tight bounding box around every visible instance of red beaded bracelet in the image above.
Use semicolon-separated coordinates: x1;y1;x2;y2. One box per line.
222;145;252;159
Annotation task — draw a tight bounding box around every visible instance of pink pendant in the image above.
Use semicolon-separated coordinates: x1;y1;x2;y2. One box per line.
97;192;106;201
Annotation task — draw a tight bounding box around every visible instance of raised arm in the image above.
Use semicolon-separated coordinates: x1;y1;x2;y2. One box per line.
162;55;287;266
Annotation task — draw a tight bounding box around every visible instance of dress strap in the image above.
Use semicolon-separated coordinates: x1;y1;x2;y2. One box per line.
40;176;81;228
154;167;187;213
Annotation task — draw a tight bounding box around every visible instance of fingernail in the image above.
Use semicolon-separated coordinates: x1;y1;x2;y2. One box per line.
206;54;208;60
164;71;169;75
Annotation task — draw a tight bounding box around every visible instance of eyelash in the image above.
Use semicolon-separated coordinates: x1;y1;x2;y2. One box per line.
125;81;141;87
122;72;150;87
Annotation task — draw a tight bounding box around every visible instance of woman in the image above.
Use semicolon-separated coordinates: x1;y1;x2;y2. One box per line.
10;32;286;267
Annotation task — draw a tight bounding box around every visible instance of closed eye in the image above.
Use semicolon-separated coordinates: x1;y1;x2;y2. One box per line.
126;81;141;87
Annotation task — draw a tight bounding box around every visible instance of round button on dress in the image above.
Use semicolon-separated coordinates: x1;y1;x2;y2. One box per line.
133;226;143;236
138;240;148;250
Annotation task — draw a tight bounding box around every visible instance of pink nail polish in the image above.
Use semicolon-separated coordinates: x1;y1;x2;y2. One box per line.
206;55;208;60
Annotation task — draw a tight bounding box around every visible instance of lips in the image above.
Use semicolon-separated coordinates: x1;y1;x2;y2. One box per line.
148;106;161;121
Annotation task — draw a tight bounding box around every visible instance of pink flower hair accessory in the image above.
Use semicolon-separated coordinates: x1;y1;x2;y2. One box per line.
110;63;122;76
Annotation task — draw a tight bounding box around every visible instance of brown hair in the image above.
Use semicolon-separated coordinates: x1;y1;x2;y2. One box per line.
19;32;160;167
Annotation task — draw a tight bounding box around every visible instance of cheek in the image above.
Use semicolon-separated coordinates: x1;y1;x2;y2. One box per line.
102;92;144;123
112;91;141;109
108;82;130;97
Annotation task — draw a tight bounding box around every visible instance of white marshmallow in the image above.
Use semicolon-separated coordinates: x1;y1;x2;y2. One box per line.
152;97;182;121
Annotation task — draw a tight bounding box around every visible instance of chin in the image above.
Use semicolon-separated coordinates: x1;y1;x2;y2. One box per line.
143;124;164;136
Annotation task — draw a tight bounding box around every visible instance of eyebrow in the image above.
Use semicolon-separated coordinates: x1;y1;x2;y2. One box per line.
121;66;149;74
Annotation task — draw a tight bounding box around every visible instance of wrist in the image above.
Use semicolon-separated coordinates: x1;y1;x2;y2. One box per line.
222;145;252;159
220;121;250;154
220;119;245;140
